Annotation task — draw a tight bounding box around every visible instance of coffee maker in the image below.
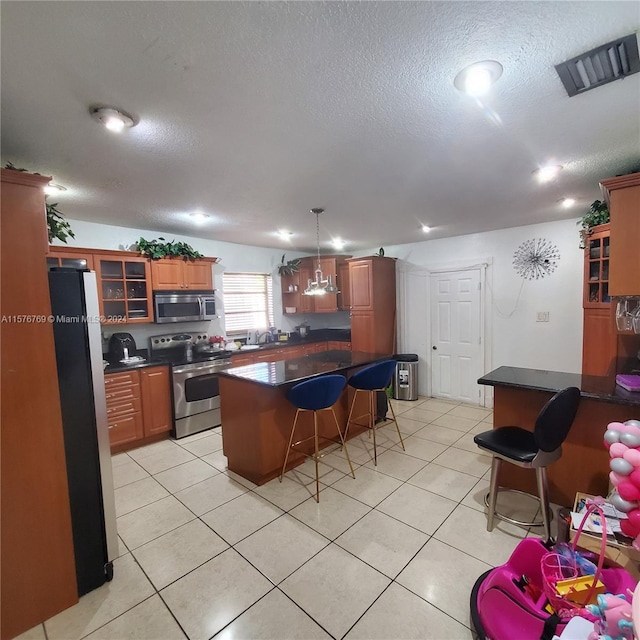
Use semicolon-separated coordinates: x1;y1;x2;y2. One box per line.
108;333;137;361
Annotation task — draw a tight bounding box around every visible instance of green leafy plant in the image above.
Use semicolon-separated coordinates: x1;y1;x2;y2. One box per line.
577;200;610;249
136;237;204;260
4;161;75;243
277;254;301;276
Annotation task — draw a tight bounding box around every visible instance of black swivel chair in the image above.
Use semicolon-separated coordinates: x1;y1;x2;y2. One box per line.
473;386;581;542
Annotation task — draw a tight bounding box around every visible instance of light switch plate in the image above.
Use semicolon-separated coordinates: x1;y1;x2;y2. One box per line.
536;311;550;322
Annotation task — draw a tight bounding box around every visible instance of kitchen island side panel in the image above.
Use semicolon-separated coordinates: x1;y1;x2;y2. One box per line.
219;376;362;485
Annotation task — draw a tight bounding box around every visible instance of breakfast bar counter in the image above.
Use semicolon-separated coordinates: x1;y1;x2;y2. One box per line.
479;366;640;506
218;350;390;485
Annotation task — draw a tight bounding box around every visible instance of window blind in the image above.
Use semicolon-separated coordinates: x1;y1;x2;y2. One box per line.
223;272;274;335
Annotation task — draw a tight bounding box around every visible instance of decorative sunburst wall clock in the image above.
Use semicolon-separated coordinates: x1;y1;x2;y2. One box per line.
513;238;561;280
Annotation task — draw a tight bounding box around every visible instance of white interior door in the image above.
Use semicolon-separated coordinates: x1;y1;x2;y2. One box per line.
430;269;484;404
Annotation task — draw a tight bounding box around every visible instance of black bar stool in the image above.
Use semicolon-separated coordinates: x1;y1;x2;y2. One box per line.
344;360;404;465
473;386;581;542
280;374;355;502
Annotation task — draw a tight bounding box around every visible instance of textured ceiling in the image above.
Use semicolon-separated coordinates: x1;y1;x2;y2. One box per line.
2;1;639;252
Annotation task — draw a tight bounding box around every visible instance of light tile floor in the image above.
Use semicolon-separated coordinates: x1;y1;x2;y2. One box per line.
21;397;550;640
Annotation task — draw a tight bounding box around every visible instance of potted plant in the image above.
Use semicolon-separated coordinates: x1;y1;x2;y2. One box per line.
136;237;203;260
577;200;610;249
277;254;301;276
4;162;75;243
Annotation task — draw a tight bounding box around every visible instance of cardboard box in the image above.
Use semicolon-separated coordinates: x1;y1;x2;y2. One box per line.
569;492;640;580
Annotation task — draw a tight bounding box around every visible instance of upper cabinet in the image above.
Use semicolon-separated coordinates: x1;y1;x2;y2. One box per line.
347;256;396;354
95;256;152;324
583;223;610;308
47;250;94;271
150;257;214;290
601;172;640;297
281;255;351;315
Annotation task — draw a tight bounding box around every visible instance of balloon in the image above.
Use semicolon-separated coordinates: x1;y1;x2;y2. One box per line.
620;518;638;538
608;422;627;432
610;492;637;513
610;458;633;476
625;420;640;429
610;471;627;487
610;442;628;459
618;481;640;502
629;469;640;488
623;448;640;467
604;430;620;445
620;432;640;448
627;509;640;530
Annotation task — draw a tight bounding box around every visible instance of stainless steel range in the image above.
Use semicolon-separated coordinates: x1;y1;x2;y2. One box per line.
149;332;232;439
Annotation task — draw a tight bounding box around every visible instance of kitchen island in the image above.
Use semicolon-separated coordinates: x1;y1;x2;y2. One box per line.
218;350;391;485
479;366;640;506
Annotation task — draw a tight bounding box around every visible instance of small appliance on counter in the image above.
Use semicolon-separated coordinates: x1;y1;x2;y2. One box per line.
295;322;310;338
107;332;138;362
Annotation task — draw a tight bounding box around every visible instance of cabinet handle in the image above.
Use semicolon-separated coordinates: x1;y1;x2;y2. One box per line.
107;408;113;413
106;394;113;399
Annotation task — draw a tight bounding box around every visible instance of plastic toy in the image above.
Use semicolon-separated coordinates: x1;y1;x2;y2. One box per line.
586;593;634;640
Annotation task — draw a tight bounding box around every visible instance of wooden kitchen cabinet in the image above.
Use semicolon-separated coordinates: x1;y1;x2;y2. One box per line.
231;352;258;366
601;172;640;297
583;224;610;307
338;261;351;310
47;246;94;270
280;256;351;315
2;169;79;637
95;256;152;324
328;341;351;351
141;366;172;436
150;257;214;290
582;308;617;376
348;256;396;354
107;365;172;451
105;370;144;448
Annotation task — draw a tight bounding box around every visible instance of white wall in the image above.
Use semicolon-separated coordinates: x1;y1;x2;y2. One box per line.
378;218;584;399
59;219;349;351
62;217;584;383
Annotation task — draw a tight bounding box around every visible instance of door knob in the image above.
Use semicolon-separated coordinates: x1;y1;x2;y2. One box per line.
432;346;437;350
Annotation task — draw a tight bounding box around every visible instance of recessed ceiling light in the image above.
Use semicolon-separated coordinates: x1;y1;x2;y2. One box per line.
534;164;563;183
190;212;209;223
90;106;137;132
454;60;503;97
278;229;293;240
332;238;346;250
44;183;67;195
561;197;576;208
421;225;431;233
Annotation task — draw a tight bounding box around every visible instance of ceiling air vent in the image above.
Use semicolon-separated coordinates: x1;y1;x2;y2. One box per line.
555;33;640;97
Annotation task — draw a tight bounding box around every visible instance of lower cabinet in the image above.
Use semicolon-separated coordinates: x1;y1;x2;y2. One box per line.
106;366;172;450
328;341;351;351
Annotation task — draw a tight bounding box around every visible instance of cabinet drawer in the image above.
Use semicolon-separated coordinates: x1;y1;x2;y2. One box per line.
108;412;144;447
104;370;139;388
105;384;141;404
106;397;142;418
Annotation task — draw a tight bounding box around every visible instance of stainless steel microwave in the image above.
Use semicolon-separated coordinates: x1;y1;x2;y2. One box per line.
153;291;216;324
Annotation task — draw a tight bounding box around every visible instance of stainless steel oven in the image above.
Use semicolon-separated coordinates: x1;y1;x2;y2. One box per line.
172;358;231;438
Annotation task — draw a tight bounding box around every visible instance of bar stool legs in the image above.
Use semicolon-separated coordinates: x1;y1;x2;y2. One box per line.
280;405;355;503
535;467;552;543
345;388;405;465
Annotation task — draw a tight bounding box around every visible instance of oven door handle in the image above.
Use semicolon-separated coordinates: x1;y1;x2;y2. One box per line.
173;364;225;375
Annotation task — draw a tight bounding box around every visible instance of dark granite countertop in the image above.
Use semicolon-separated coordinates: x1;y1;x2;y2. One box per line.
219;350;390;388
103;350;170;374
479;366;640;407
233;328;351;351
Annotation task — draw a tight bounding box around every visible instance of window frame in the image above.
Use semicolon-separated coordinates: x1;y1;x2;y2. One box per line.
222;271;274;336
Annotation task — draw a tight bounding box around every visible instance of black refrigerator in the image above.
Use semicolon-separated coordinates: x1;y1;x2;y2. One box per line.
48;269;118;595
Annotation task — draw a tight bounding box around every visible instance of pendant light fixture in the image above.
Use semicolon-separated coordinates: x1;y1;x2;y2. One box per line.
303;208;339;296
